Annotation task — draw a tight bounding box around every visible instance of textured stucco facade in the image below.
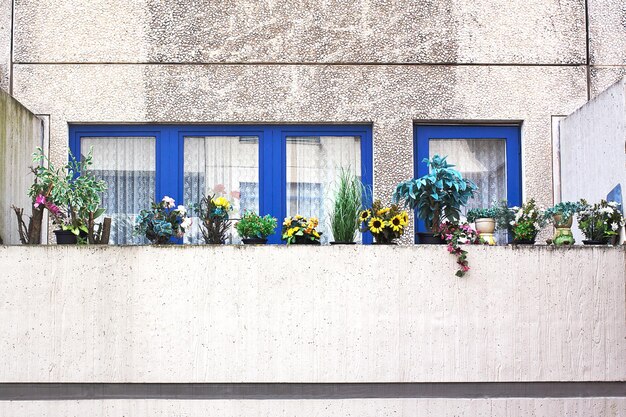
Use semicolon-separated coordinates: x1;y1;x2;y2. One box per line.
1;0;624;217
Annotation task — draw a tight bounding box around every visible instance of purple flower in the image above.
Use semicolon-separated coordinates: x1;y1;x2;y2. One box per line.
34;194;46;208
45;201;61;216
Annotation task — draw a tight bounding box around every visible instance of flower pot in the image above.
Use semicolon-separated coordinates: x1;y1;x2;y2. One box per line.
416;232;445;244
474;217;496;246
293;235;320;245
582;239;609;245
330;241;356;245
54;229;78;244
512;239;536;245
373;241;397;245
242;238;268;245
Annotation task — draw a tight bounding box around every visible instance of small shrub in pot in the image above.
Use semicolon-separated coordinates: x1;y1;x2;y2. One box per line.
235;212;277;244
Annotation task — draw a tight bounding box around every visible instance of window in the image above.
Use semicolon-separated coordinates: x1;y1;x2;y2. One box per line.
414;125;521;241
70;125;373;244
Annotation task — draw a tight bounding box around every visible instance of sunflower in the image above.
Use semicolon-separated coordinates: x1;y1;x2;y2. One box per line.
376;207;390;216
368;217;384;234
359;210;371;222
400;211;409;226
390;215;403;232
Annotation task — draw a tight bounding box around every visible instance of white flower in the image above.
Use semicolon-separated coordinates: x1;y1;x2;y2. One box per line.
181;217;192;229
599;207;613;215
611;223;619;231
608;201;618;207
533;222;539;229
509;220;516;226
177;205;186;215
162;196;175;208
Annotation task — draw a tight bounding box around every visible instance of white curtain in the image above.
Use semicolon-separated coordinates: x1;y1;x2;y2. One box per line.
286;136;361;244
82;137;156;244
184;136;259;244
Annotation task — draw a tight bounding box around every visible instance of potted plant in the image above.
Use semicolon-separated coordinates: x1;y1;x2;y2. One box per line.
506;199;546;244
544;201;581;246
235;211;277;244
282;215;321;245
329;169;363;244
22;148;109;244
135;196;191;244
393;155;477;244
466;207;498;246
359;200;408;244
577;199;624;245
193;195;233;244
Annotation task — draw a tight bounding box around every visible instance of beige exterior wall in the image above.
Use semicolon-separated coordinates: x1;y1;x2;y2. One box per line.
5;0;621;222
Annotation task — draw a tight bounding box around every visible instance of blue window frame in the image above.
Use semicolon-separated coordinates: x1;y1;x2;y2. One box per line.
414;125;522;236
69;124;373;244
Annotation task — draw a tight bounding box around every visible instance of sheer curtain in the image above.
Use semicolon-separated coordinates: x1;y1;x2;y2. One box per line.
184;136;259;244
81;137;156;244
286;136;361;244
430;138;507;241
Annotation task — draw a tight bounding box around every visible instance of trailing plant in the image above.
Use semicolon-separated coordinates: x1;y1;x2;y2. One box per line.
329;169;363;243
13;147;108;243
359;200;408;244
544;201;582;225
577;199;624;243
135;196;191;244
393;155;477;231
438;221;484;277
466;207;498;223
508;199;546;243
235;212;277;239
282;215;321;244
193;195;233;244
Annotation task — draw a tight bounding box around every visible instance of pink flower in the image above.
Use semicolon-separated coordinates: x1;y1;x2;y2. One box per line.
461;265;470;272
447;244;454;253
45;201;61;216
445;234;453;241
214;184;226;194
230;190;241;200
34;194;46;208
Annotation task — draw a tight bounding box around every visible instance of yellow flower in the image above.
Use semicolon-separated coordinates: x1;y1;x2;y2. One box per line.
312;230;320;238
294;214;303;220
286;227;297;237
309;217;319;227
212;196;231;210
390;215;403;232
400;211;409;226
376;207;390;216
369;217;384;234
283;217;292;227
359;210;371;222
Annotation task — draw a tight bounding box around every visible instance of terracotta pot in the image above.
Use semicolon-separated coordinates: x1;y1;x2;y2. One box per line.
474;218;496;234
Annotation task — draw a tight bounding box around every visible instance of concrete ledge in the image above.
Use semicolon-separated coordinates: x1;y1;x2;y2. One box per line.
0;245;624;383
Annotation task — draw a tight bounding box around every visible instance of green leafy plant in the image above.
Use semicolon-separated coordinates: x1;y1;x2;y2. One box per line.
29;147;107;239
235;212;277;239
393;155;477;231
282;215;321;244
359;200;409;244
544;201;582;225
466;207;498;223
507;199;546;243
329;169;363;243
577;199;624;243
135;196;191;244
493;200;515;231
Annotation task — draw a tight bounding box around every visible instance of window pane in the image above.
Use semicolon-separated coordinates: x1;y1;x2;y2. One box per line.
430;138;507;240
184;136;259;244
286;136;361;244
81;136;156;244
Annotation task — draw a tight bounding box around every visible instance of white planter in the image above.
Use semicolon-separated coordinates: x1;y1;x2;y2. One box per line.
475;217;496;245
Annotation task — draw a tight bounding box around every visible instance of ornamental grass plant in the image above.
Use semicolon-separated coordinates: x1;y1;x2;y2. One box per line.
329;169;364;243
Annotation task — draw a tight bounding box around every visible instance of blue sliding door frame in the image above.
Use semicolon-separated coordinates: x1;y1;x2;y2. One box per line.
69;124;373;244
414;125;522;236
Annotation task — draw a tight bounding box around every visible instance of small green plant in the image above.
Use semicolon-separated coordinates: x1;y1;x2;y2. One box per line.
466;207;498;223
544;201;582;225
493;200;515;231
393;155;477;231
236;212;277;239
508;199;546;242
329;169;363;243
577;199;624;243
